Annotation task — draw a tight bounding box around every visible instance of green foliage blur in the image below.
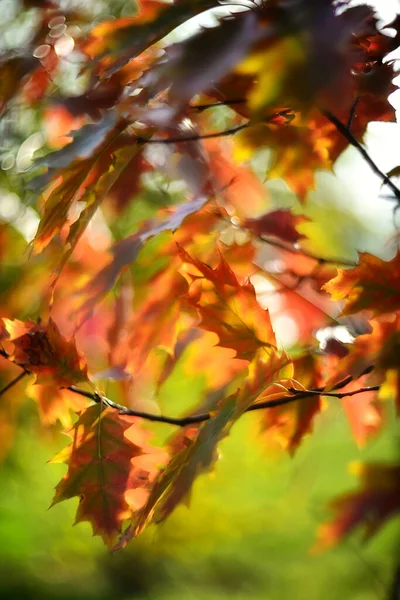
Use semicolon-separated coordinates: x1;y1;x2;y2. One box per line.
0;371;399;600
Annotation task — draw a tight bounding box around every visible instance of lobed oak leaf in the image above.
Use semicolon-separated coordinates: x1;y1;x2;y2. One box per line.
116;348;290;548
233;114;336;200
142;10;263;111
243;209;308;244
51;403;167;547
178;246;276;359
2;317;89;387
323;252;400;317
315;462;400;551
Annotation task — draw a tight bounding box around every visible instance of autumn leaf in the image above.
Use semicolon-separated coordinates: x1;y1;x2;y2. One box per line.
323;252;400;317
262;354;322;454
75;195;210;320
233;113;337;200
143;10;263;110
51;403;167;547
85;0;219;77
125;266;188;372
178;246;276;359
315;462;400;550
339;378;382;448
116;348;291;548
2;317;89;387
204;138;270;218
27;384;88;428
243;209;308;244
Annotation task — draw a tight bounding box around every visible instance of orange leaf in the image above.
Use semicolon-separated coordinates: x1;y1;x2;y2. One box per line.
262;354;322;454
125;267;188;372
116;348;291;548
2;317;89;387
323;252;400;316
28;384;88;428
178;246;276;359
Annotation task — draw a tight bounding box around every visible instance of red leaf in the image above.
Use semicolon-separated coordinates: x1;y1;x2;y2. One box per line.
315;462;400;550
244;209;308;244
51;404;167;547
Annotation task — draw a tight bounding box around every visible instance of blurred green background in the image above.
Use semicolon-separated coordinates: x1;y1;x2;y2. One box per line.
1;380;399;600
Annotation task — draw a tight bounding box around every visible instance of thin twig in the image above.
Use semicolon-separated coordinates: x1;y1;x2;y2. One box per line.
323;109;400;202
136;123;250;145
189;99;247;112
67;365;376;427
258;235;357;267
1;345;376;427
347;97;359;132
0;371;28;398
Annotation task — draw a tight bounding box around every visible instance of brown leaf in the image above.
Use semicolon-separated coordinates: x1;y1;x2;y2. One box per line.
2;317;89;387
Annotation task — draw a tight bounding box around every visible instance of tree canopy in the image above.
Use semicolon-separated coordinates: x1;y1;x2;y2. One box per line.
0;0;400;556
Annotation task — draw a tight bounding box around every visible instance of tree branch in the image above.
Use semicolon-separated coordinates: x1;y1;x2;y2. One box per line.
258;235;356;267
67;365;376;427
0;346;377;427
323;109;400;202
136;123;250;145
0;371;28;398
189;99;248;112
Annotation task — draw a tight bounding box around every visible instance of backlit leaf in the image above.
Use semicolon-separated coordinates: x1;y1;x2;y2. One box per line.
2;317;89;387
116;348;291;547
51;403;167;547
178;246;276;359
323;252;400;317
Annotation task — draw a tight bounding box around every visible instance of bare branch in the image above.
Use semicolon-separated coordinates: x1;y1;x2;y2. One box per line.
68;366;376;427
136;123;250;145
0;371;28;398
0;336;378;428
323;109;400;202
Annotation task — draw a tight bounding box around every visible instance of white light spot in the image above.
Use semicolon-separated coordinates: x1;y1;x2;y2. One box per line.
14;207;40;242
273;315;299;347
316;325;355;350
16;132;45;172
0;191;20;220
48;15;66;29
33;44;50;59
54;35;74;57
49;23;67;38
